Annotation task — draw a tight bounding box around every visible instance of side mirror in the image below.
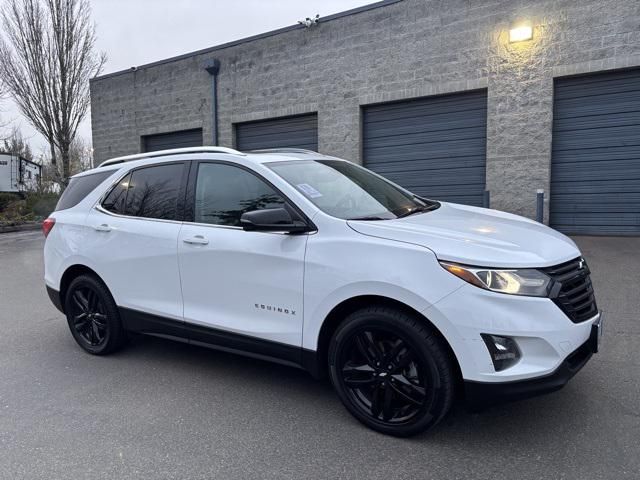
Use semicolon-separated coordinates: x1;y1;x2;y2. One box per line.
240;208;310;234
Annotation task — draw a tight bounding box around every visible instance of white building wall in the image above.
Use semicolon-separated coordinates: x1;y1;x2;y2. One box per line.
21;160;41;191
0;154;17;193
0;154;41;193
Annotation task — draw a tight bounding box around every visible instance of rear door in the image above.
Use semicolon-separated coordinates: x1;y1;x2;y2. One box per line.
177;161;307;356
84;162;188;330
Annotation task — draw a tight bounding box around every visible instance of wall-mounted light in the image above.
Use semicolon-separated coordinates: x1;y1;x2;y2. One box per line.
509;21;533;43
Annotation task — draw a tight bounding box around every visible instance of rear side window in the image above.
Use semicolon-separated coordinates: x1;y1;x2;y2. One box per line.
123;163;184;220
102;173;131;215
55;171;114;211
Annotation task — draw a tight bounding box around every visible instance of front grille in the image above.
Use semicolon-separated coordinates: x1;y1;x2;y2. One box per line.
542;257;598;323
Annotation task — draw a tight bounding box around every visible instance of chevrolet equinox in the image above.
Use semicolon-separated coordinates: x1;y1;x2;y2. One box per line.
43;147;603;437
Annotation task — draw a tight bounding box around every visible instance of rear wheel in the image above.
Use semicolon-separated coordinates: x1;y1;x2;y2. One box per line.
328;306;455;437
64;274;126;355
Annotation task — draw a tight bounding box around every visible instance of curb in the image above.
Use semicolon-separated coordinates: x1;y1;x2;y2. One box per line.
0;223;42;234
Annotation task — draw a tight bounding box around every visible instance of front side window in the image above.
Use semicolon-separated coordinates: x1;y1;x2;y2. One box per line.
194;163;286;227
123;163;184;220
267;160;436;220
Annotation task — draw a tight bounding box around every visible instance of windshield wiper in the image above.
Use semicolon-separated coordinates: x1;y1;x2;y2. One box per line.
347;215;389;221
397;201;441;218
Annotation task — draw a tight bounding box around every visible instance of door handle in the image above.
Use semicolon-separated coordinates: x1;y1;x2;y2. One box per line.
94;223;112;232
183;235;209;245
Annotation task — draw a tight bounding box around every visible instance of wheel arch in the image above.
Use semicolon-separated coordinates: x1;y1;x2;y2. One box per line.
58;264;105;313
310;295;463;386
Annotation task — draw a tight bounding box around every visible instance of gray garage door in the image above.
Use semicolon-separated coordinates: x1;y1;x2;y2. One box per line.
363;90;487;206
235;114;318;151
142;128;203;153
551;69;640;235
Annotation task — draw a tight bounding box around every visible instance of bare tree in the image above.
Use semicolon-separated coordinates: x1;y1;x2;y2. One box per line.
0;0;105;185
0;79;8;130
68;136;93;174
1;127;34;160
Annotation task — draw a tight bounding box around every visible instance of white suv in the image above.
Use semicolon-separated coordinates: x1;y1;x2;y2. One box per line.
43;147;602;436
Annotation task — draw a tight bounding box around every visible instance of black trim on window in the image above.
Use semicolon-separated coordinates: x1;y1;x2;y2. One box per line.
176;161;191;221
183;159;316;231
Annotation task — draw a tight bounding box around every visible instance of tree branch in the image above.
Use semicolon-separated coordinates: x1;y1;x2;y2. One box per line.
0;0;105;184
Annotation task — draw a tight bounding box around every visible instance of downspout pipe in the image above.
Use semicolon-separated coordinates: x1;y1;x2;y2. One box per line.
536;189;545;223
204;59;221;146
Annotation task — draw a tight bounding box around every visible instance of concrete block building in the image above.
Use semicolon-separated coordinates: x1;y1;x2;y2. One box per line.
90;0;640;235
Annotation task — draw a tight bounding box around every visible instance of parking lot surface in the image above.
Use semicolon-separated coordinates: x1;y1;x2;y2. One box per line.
0;231;638;479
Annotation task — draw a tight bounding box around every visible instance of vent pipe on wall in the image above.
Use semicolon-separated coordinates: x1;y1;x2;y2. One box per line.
204;59;221;146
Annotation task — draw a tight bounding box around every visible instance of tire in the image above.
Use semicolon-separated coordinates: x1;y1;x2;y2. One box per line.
328;306;455;437
64;274;127;355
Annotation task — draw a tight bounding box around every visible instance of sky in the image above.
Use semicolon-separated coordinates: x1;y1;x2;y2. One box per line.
0;0;373;154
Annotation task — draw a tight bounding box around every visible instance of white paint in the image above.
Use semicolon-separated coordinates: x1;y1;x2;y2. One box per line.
44;150;598;386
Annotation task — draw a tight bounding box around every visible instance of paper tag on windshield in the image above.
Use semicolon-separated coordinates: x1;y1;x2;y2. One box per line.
296;183;323;198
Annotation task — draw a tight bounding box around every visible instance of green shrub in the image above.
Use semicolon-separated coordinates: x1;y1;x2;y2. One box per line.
0;199;27;225
25;192;59;218
0;192;22;212
0;192;59;224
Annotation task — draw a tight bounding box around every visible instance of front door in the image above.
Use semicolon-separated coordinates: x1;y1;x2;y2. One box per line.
177;161;308;355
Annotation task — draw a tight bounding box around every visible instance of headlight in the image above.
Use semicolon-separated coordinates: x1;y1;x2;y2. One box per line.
440;261;551;297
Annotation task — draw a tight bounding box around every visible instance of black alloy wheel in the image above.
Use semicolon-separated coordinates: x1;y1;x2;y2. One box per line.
329;307;455;437
339;328;431;424
64;274;126;355
69;286;108;347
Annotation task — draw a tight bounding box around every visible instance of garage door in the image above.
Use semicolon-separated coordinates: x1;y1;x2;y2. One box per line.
363;90;487;206
551;69;640;235
142;128;203;153
235;114;318;151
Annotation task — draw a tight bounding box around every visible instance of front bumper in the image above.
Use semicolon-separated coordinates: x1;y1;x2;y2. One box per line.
423;282;602;384
464;320;600;410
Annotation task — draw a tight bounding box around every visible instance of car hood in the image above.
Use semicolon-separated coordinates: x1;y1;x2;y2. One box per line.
347;202;580;268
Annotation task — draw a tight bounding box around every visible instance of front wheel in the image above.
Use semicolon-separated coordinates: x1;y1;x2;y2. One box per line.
64;274;127;355
328;306;455;437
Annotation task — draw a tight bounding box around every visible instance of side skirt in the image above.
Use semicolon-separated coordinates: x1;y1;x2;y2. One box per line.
118;307;322;377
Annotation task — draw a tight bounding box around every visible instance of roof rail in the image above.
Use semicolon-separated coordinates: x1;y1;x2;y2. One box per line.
248;148;319;155
98;146;246;167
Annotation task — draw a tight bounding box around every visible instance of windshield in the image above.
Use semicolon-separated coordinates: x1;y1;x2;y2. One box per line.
267;159;438;220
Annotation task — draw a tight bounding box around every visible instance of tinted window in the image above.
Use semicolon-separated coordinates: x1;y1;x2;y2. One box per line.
102;173;131;215
124;164;184;220
55;171;114;211
194;163;286;226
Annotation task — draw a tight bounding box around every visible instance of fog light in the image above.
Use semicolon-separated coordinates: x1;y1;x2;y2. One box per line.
481;334;521;371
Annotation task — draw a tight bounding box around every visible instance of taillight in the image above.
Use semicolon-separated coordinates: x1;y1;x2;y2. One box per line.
42;217;56;238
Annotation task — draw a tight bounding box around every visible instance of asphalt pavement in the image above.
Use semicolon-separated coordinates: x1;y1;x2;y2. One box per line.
0;230;638;479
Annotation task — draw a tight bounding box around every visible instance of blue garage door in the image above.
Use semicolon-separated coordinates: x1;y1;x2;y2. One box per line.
142;128;203;152
363;90;487;206
551;69;640;235
235;114;318;151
